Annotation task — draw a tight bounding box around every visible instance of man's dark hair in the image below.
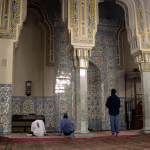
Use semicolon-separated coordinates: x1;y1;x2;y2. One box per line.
111;89;116;95
63;113;68;119
34;116;38;120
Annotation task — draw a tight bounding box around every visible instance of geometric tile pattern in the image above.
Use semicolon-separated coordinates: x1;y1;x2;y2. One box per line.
92;18;119;130
44;97;55;131
12;96;38;115
87;62;101;131
54;12;73;131
0;84;12;137
12;96;54;131
119;97;127;130
22;99;35;114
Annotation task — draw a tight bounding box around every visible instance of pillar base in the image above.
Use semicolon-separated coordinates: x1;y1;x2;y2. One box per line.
138;129;150;135
70;133;94;139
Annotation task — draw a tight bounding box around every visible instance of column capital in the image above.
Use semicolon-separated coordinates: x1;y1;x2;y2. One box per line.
71;48;91;69
134;51;150;71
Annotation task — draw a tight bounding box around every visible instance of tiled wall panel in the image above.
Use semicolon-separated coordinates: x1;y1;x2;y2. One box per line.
0;84;12;137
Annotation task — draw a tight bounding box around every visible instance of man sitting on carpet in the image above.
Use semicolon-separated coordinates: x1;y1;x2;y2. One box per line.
59;113;74;136
26;116;46;137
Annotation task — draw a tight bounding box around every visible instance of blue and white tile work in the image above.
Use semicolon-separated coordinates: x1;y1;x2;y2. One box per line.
44;97;55;131
54;12;73;131
87;62;101;131
91;18;120;130
12;96;55;131
11;18;127;132
0;84;12;137
119;97;127;130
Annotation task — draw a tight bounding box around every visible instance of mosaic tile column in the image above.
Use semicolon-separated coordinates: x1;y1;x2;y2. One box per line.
71;48;93;138
0;85;12;137
54;13;73;131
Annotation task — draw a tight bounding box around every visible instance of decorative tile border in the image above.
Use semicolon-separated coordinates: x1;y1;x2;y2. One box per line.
133;0;150;49
0;85;12;136
68;0;96;45
0;84;12;87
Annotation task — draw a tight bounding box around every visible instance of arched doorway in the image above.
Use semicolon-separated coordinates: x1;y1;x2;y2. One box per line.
12;1;55;132
87;62;101;131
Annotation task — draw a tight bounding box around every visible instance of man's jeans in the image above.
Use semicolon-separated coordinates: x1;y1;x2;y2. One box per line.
63;130;74;135
110;115;119;134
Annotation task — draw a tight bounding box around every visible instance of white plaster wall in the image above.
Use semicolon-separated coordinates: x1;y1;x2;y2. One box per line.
0;41;14;84
12;15;44;96
124;34;138;74
123;33;141;97
118;70;125;97
44;67;55;96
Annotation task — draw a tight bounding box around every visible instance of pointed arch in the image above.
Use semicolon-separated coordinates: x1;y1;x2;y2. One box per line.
27;1;54;67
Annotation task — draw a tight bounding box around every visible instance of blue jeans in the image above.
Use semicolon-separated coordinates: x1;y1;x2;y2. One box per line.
110;115;119;134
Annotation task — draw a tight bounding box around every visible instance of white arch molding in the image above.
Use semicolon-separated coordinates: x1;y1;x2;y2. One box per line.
96;0;140;55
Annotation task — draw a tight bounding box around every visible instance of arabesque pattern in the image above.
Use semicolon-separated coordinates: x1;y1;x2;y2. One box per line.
69;0;96;45
0;0;21;40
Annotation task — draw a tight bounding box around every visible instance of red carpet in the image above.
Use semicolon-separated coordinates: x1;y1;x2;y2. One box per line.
1;133;150;141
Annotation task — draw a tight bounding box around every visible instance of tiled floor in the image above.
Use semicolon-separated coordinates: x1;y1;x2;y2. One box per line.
10;130;139;139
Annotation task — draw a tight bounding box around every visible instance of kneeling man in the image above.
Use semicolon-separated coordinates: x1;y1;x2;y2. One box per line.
27;116;46;137
59;113;74;136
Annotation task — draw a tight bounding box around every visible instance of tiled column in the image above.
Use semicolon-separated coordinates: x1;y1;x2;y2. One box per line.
0;41;14;137
71;48;93;138
134;52;150;135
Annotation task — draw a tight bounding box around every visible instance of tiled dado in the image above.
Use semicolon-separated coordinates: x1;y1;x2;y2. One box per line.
11;96;55;131
0;84;12;137
11;96;127;132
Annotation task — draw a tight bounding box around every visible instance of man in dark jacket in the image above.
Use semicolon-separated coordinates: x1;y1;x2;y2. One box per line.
106;89;120;136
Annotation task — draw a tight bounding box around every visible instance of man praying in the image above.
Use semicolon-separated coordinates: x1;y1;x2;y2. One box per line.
59;113;74;136
26;116;46;137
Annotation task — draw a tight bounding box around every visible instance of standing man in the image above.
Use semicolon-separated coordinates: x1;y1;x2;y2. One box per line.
27;116;46;137
59;113;74;136
106;89;120;136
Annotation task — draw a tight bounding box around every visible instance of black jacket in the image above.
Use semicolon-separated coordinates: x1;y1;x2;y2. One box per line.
106;94;120;115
